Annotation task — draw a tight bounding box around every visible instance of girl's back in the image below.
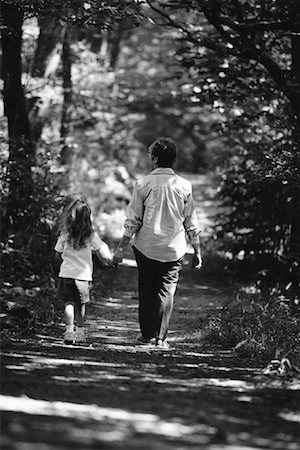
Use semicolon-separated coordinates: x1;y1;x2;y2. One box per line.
55;232;104;281
54;197;112;345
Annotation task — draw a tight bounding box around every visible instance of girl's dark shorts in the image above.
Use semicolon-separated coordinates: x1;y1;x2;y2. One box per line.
57;278;91;306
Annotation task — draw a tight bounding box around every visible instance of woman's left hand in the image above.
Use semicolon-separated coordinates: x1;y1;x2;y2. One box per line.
192;253;202;270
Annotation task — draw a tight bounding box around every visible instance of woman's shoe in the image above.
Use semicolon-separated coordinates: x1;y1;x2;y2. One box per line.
135;333;151;344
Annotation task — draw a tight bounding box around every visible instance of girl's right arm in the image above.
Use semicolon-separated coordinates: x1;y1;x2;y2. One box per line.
95;242;113;266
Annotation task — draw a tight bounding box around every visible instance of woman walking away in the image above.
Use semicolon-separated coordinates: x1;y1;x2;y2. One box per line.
55;198;112;344
113;137;202;349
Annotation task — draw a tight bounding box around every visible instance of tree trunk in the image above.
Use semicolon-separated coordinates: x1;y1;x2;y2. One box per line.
60;24;73;166
290;0;300;130
108;18;133;69
1;3;34;236
31;15;64;78
288;1;300;255
108;21;126;69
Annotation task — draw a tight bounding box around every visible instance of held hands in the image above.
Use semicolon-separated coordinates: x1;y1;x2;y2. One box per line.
95;243;113;267
113;247;125;266
113;236;131;266
192;253;203;270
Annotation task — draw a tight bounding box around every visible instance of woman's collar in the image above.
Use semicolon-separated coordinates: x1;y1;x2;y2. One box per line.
151;167;175;174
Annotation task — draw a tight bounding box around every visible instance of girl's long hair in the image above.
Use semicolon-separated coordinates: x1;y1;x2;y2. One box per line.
58;198;93;249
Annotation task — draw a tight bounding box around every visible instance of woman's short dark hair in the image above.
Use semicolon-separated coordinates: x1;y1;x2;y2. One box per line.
149;137;178;168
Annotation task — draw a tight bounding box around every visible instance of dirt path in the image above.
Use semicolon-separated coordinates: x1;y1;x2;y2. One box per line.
1;254;300;450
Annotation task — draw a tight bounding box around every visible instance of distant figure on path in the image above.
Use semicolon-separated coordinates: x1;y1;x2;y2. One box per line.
55;198;112;344
113;137;202;348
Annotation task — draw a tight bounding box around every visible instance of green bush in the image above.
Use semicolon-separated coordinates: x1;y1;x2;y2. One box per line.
216;124;299;260
0;149;64;284
204;289;300;363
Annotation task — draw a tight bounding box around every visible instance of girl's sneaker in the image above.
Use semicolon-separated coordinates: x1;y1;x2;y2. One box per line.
64;329;75;345
75;328;86;344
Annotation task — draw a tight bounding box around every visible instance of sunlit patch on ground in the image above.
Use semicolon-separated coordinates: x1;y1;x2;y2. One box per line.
2;257;300;449
279;412;300;423
1;395;218;448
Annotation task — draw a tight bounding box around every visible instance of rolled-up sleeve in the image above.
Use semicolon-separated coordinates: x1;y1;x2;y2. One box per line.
183;192;201;244
123;182;144;238
54;235;65;253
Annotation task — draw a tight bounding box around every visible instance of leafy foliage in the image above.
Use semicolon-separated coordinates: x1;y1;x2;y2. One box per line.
147;0;300;268
0;283;59;340
0;141;65;285
3;0;144;28
216;93;298;259
204;286;300;363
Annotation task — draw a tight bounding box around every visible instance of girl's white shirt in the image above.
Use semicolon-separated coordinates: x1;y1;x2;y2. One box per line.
55;232;104;281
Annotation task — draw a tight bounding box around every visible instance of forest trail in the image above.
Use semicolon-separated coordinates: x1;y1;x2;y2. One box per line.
184;172;219;240
1;260;300;450
1;174;300;449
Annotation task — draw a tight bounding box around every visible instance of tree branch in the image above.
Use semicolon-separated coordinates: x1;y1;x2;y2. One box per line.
257;51;294;101
147;0;295;106
146;1;201;45
219;18;298;33
259;0;266;20
236;43;293;104
200;7;237;45
232;0;244;22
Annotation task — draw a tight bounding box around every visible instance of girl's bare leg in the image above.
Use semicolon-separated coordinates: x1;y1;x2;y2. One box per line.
74;304;86;343
65;303;75;327
75;303;85;327
64;303;75;343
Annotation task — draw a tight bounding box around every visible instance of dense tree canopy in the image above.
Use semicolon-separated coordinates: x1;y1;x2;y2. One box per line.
144;0;300;260
0;0;143;234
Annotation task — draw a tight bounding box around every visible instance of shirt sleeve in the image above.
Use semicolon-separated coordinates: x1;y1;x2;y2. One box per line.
54;235;65;253
183;191;201;244
91;232;104;251
123;182;144;238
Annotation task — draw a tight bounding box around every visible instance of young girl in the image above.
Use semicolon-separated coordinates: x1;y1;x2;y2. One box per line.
55;198;112;344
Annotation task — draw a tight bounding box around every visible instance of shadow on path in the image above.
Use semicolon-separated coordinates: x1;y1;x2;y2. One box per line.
1;261;300;450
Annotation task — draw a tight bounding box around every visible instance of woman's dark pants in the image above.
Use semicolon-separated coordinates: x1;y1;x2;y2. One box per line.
133;247;182;341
